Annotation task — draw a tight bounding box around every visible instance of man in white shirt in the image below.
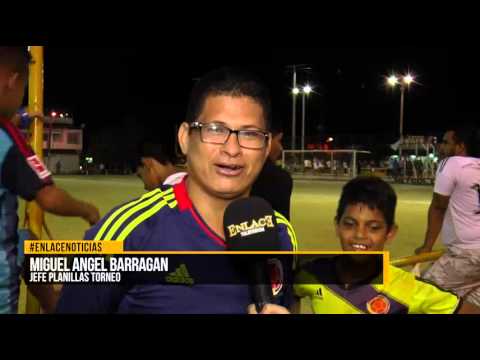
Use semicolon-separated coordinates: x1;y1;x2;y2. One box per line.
416;124;480;306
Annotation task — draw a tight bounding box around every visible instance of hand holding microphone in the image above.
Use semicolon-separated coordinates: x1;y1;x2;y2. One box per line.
247;304;290;315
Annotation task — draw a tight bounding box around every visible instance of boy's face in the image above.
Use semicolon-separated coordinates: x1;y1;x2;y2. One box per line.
335;203;397;252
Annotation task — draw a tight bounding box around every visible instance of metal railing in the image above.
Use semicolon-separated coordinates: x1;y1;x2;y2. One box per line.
391;251;444;268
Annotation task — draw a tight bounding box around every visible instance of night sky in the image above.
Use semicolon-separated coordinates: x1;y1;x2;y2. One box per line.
40;47;478;158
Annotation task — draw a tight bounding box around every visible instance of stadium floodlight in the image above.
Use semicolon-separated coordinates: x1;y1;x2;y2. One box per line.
303;85;313;95
386;71;416;154
287;64;313;151
301;84;314;154
388;73;415;88
387;75;399;87
403;74;415;86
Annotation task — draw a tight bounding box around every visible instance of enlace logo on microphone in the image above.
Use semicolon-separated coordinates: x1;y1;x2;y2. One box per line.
227;215;275;238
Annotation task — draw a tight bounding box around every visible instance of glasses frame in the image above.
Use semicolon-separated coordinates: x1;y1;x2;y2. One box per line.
189;121;270;150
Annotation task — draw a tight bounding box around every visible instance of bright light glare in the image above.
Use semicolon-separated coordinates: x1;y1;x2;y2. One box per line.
303;85;313;94
403;74;414;85
387;75;399;87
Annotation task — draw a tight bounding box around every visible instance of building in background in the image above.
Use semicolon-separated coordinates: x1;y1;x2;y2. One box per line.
43;113;82;174
22;112;83;174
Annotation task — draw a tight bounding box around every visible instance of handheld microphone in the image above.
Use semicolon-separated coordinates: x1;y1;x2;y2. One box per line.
223;197;282;313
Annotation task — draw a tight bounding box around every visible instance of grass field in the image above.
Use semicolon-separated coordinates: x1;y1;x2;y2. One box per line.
19;175;440;259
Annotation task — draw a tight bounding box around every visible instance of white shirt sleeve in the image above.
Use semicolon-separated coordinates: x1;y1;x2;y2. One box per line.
434;158;457;196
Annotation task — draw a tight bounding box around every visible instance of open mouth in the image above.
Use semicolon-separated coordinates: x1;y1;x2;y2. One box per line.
215;163;244;177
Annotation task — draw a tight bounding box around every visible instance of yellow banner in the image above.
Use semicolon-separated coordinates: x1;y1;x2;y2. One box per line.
24;241;123;255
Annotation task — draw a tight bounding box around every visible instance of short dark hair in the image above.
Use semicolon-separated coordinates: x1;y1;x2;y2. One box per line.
270;121;284;137
0;47;32;77
186;67;272;130
139;142;176;166
336;177;397;230
452;123;480;158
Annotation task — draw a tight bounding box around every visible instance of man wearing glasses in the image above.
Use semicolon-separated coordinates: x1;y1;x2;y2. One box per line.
57;67;297;314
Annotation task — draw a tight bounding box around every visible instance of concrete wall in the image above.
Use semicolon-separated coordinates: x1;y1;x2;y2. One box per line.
45;153;80;174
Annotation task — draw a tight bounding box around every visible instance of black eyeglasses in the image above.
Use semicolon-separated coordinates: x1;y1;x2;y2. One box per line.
189;122;270;150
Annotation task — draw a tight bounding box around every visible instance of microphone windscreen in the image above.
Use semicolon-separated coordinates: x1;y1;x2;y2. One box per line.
223;197;281;252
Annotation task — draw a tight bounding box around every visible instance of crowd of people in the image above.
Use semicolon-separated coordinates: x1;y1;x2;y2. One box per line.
387;156;438;184
292;155;440;186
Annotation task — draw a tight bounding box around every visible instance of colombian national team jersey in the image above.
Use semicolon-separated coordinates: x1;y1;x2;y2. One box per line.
294;263;460;314
0;117;53;314
56;178;298;314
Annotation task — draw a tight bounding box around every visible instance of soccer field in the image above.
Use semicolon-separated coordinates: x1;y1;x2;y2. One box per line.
19;175;439;259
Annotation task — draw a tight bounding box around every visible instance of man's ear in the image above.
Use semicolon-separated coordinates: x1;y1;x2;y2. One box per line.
178;122;190;156
385;224;398;245
264;134;272;161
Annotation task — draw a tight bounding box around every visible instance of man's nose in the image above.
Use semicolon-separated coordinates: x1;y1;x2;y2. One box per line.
222;132;242;157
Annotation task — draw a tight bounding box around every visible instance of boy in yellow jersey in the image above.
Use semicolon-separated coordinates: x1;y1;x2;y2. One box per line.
297;176;480;314
250;176;480;314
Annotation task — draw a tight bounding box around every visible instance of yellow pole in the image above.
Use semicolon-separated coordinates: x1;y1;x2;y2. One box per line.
390;250;444;268
25;46;44;314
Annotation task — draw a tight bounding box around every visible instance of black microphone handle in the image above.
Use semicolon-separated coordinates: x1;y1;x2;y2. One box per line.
249;260;274;313
253;286;273;313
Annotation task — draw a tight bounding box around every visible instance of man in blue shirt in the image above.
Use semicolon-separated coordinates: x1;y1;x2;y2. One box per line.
0;47;100;313
57;67;297;314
